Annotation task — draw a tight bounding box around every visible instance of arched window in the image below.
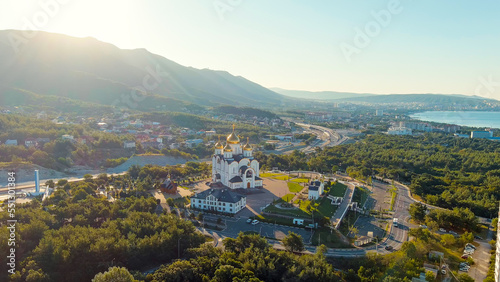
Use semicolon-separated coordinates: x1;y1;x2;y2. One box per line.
246;170;253;178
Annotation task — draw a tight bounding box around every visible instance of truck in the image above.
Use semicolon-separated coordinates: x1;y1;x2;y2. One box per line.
393;218;398;227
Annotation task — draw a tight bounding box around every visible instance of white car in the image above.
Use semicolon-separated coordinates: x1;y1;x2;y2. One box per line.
466;243;476;249
252;220;259;225
449;230;457;235
419;225;427;229
439;228;446;233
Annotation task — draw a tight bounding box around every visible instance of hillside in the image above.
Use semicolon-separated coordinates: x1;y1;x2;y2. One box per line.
272;88;498;105
0;30;287;109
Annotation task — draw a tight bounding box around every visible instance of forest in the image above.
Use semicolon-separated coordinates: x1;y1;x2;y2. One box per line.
0;163;213;282
256;133;500;217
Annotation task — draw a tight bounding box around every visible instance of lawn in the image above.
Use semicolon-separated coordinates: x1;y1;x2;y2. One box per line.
291;178;310;183
328;182;347;197
264;200;310;218
260;172;284;178
312;227;353;248
272;175;290;181
352;186;370;206
260;173;290;181
287;182;304;193
282;194;295;202
338;210;360;235
316;197;339;218
252;214;298;227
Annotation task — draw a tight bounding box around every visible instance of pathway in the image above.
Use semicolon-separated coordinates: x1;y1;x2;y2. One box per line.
330;181;355;229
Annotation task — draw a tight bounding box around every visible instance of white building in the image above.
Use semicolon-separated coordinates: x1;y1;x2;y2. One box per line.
212;125;263;189
471;130;493;139
308;180;325;200
123;141;136;149
388;127;412;136
190;188;246;214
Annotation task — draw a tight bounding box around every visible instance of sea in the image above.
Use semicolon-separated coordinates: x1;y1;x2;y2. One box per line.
409;111;500;129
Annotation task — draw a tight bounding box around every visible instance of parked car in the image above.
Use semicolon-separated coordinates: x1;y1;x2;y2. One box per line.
448;230;457;235
246;218;252;224
439;228;446;233
385;245;393;251
419;225;427;229
459;268;469;272
474;235;483;240
252;220;259;225
466;243;476;249
461;254;469;259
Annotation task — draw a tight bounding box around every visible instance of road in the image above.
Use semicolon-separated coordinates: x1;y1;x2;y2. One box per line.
295;122;350;152
0;172;127;200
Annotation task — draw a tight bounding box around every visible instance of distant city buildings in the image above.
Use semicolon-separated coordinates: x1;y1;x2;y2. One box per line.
376;109;384;116
471;130;493;139
387;127;413;136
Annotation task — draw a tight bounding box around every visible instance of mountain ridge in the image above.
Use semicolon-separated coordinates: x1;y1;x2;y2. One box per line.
0;30;287;110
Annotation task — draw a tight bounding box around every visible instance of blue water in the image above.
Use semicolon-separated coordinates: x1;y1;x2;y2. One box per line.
410;111;500;129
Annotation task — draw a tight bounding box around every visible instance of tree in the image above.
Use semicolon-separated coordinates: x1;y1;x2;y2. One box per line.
409;202;427;222
83;174;93;182
456;273;474;282
92;267;135;282
424;271;435;281
45;180;55;188
440;234;456;247
166;198;174;207
282;231;304;252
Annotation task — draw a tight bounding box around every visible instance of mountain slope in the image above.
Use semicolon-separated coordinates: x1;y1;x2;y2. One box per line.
271;88;375;100
0;30;287;109
272;87;499;104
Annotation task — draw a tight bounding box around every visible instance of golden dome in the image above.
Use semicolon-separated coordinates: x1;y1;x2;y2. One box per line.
214;136;223;149
226;124;240;144
224;144;233;152
243;137;252;151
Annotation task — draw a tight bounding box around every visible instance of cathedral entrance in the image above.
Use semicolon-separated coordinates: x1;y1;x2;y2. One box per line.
247;182;250;189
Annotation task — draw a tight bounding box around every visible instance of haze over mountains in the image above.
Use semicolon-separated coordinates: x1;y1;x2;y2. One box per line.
0;30;496;112
0;30;287;111
272;88;498;104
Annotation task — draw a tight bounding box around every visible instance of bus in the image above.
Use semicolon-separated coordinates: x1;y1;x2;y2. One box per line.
393;218;398;227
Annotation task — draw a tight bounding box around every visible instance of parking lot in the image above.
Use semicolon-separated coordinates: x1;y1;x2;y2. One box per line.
203;214;313;242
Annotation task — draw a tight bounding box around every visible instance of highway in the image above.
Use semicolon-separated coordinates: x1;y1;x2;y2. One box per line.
295;122;349;151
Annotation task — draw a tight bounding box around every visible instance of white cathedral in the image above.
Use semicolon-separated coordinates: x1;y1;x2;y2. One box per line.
212;125;263;189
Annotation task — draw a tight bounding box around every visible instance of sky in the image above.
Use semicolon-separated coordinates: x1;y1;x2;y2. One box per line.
1;0;499;98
